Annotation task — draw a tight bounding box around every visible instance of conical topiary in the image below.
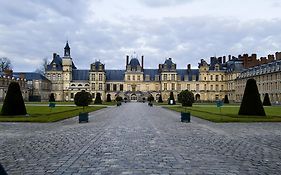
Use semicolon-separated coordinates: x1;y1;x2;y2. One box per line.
224;95;229;104
263;93;271;106
1;82;27;115
106;94;111;102
238;79;265;116
168;92;176;105
158;94;163;103
94;92;102;104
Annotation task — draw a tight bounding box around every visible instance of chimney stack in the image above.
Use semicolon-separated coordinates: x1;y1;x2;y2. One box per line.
141;55;144;68
53;53;57;59
228;55;231;61
126;55;129;65
223;56;226;63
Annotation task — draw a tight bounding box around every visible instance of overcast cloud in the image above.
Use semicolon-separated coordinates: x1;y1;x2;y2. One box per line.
0;0;280;71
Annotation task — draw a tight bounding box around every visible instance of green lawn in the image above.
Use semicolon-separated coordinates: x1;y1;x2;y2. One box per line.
24;101;117;106
0;106;105;122
165;105;281;122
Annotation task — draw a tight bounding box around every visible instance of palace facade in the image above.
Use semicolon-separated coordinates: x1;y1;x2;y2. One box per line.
43;42;281;103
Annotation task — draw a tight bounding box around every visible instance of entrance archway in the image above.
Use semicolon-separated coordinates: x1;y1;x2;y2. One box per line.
131;94;137;101
195;94;200;101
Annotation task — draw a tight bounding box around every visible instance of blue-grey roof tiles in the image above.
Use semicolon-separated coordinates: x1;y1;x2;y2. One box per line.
72;70;89;80
13;72;50;81
106;70;125;81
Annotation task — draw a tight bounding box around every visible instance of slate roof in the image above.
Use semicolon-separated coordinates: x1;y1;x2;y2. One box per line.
13;72;50;81
72;70;89;80
106;70;125;81
46;54;63;71
177;69;199;81
129;58;140;67
46;54;77;71
143;69;159;81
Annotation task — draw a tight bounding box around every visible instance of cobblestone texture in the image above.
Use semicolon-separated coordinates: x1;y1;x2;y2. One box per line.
1;103;281;174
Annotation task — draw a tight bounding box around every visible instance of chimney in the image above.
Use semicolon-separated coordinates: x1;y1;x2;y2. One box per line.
276;52;281;60
4;69;13;76
141;55;144;68
252;53;257;61
228;55;231;61
187;64;191;70
53;53;57;59
223;56;226;63
268;54;274;62
126;55;129;65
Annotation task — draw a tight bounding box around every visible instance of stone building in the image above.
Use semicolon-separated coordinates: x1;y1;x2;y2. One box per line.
236;59;281;103
43;42;281;103
0;70;29;101
45;42;247;102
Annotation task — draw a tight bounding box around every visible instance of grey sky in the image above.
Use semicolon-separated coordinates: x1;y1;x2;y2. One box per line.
0;0;280;71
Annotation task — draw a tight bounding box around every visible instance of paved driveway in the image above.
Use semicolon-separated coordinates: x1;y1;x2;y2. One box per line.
0;103;281;174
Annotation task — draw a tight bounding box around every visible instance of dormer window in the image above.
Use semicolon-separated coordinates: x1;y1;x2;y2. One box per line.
215;64;220;70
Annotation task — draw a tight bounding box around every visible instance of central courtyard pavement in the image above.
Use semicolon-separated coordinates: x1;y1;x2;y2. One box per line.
1;103;281;174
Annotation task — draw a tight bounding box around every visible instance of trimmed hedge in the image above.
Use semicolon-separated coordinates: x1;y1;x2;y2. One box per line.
238;79;265;116
1;82;27;115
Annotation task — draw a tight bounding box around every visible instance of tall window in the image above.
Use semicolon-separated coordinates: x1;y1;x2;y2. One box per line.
132;75;135;81
187;84;190;90
196;84;199;91
215;75;219;81
99;83;103;90
177;84;181;91
164;74;167;81
171;74;175;81
106;84;110;91
113;84;117;91
210;75;213;81
92;74;95;81
211;85;213;91
171;83;175;90
204;84;207;91
137;75;140;81
216;85;219;91
164;83;167;90
98;74;103;81
92;83;95;90
120;84;123;91
128;75;130;81
221;85;224;91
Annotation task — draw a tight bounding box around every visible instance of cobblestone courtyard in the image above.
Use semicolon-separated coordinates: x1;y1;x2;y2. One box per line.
1;103;281;174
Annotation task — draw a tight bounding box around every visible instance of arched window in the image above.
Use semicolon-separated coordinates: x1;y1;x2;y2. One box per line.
78;84;82;86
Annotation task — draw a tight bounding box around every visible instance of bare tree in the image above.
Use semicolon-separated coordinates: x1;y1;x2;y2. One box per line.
35;57;49;75
0;57;12;72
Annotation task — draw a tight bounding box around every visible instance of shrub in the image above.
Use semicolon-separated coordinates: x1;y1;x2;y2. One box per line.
158;94;163;103
74;90;92;109
238;79;265;116
263;93;271;106
116;96;123;102
147;95;154;102
223;95;229;104
94;92;102;104
1;82;27;115
168;92;176;105
178;90;194;107
106;94;111;102
49;93;55;102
